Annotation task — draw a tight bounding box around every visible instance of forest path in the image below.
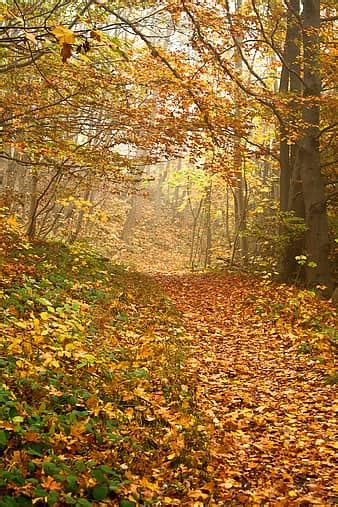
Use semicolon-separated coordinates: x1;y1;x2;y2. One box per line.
155;272;336;505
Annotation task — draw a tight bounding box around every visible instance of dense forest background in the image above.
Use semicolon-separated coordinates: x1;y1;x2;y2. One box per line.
0;1;337;285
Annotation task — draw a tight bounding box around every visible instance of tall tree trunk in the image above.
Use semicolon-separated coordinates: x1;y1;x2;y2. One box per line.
299;0;332;291
154;162;168;223
279;133;290;213
69;189;91;243
204;183;212;268
225;183;232;251
27;170;38;240
279;0;305;281
188;191;203;271
232;0;248;265
121;194;139;243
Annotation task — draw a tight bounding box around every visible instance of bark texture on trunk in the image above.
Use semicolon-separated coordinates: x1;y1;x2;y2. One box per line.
299;0;332;291
279;0;305;281
121;194;140;243
27;170;38;240
204;183;212;268
232;0;248;265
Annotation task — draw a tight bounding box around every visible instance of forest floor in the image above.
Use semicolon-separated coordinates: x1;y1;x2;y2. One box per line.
0;215;337;506
155;273;337;505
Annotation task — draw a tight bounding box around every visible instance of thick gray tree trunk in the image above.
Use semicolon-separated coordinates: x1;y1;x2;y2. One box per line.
232;0;248;265
299;0;332;291
279;0;306;281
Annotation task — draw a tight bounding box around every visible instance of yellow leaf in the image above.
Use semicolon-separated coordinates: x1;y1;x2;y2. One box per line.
7;215;20;231
40;311;49;321
14;321;28;329
65;342;76;351
134;387;147;399
176;414;193;428
187;489;209;500
139;478;159;491
22;342;32;354
137;346;152;359
51;26;75;44
78;53;90;62
222;479;235;489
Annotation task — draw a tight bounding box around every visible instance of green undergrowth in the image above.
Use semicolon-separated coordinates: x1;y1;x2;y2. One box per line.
240;278;337;385
0;216;209;506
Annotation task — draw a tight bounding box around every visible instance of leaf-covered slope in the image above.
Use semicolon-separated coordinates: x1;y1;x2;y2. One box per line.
156;273;337;505
0;216;209;506
1;214;336;506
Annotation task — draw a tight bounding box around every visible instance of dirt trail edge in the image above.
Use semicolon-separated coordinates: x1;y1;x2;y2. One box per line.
155;272;337;506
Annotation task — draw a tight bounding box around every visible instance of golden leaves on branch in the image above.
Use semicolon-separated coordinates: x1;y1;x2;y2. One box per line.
52;26;75;63
51;26;102;63
51;26;75;45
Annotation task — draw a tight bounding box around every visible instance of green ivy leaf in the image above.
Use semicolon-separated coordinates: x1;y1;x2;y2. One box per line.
47;491;59;506
76;498;92;506
92;484;108;501
120;500;136;507
0;430;8;447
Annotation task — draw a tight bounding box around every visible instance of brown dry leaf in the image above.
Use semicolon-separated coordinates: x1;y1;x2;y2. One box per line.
24;432;40;442
61;43;72;63
70;420;88;438
90;30;101;41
